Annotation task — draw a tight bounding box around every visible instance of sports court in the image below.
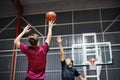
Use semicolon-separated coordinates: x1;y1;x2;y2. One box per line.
0;0;120;80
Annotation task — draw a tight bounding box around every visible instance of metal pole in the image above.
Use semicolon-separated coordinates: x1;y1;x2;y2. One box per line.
21;17;44;37
0;17;17;34
104;14;120;32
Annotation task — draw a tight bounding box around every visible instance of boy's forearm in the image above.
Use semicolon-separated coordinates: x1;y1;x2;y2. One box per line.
58;42;65;61
45;27;52;45
15;31;25;42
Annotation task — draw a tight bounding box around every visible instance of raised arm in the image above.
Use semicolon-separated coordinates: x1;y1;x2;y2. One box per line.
14;24;31;48
45;21;54;45
57;36;65;61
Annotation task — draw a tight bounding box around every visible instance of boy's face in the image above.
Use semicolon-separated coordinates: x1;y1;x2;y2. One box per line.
65;58;72;66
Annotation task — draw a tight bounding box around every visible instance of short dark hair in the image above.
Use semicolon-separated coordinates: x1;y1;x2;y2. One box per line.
28;34;39;47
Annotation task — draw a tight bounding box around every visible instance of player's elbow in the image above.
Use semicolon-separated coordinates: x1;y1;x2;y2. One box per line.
14;39;17;45
78;75;84;80
81;77;84;80
14;39;20;48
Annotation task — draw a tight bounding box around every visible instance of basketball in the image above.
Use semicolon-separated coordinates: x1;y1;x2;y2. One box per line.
46;11;56;21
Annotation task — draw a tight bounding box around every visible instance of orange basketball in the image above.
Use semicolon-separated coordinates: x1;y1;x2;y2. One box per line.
46;11;56;21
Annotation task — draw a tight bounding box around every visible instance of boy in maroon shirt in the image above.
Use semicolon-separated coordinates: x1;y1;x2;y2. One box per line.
14;21;54;80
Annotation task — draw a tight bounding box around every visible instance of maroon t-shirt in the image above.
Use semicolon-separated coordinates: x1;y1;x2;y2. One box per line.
20;42;49;79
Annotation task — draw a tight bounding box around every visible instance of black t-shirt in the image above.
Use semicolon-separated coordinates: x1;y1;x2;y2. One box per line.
61;60;80;80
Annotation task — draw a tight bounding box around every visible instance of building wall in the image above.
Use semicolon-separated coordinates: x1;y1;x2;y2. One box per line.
0;7;120;80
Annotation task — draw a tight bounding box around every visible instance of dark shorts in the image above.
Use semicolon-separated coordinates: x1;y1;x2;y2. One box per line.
25;77;44;80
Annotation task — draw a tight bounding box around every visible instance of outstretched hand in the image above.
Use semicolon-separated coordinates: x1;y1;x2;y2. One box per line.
23;24;31;34
49;20;55;28
57;36;63;43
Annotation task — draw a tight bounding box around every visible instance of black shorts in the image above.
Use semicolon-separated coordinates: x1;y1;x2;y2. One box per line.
25;77;44;80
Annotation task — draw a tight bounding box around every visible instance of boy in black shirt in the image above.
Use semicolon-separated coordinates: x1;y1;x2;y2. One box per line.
57;36;84;80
